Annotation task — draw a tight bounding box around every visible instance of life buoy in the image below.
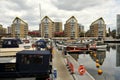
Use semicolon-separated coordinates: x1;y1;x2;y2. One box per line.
78;65;86;75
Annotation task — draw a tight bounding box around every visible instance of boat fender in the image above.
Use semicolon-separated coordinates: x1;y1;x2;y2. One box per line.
69;63;74;74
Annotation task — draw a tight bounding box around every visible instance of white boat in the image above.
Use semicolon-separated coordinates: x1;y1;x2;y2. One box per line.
96;45;107;49
90;44;107;49
90;40;108;49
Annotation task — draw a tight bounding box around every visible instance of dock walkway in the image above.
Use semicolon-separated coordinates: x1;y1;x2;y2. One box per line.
53;47;74;80
53;43;95;80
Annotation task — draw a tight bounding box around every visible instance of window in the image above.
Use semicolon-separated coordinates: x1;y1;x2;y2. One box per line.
21;55;43;64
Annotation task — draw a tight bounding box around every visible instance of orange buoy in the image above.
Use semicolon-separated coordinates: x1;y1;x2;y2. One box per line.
96;63;100;68
93;53;97;57
96;59;99;63
98;69;103;75
78;65;86;75
90;51;93;54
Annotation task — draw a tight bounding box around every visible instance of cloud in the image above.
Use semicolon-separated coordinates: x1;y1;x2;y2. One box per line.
0;0;119;31
0;0;40;30
51;0;110;11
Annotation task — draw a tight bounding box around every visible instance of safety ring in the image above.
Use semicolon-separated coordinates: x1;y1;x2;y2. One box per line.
78;65;86;75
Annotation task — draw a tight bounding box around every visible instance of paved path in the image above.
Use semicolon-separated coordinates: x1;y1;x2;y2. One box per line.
53;47;74;80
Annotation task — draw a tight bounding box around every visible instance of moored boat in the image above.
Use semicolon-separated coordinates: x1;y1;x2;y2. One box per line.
90;40;108;49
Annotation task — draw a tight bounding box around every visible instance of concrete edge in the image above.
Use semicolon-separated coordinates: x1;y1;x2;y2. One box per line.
65;54;96;80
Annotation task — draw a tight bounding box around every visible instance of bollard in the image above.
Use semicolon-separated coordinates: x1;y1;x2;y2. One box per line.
53;68;57;79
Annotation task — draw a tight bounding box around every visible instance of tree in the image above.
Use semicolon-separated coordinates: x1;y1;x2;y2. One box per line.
79;32;85;37
106;33;110;37
54;32;64;37
108;27;111;36
28;31;40;37
111;29;116;38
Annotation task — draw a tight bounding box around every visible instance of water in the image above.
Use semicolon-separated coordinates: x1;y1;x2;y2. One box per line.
69;44;120;80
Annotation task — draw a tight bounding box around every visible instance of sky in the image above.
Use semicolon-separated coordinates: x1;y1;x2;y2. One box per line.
0;0;120;31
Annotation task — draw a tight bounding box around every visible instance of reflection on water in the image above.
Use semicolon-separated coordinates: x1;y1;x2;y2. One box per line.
111;45;116;50
69;54;79;61
70;50;106;66
69;44;120;80
116;45;120;67
89;50;106;65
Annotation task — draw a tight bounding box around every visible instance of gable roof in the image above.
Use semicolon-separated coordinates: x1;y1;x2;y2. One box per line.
66;16;78;23
12;17;28;25
91;17;105;25
41;16;53;22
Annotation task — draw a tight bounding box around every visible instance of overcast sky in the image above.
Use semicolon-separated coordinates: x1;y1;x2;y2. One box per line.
0;0;120;31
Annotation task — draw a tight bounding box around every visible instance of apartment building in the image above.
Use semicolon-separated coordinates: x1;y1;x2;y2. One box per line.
39;16;54;38
64;16;79;39
39;16;63;38
11;17;28;38
90;17;106;38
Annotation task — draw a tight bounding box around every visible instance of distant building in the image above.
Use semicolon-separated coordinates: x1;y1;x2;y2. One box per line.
0;24;7;36
64;16;79;39
53;22;63;37
78;24;84;32
89;17;106;38
85;30;91;37
117;14;120;37
11;17;28;38
54;22;62;33
78;24;84;37
7;26;12;34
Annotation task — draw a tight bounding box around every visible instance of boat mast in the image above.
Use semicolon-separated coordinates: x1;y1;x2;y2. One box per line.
39;3;42;38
